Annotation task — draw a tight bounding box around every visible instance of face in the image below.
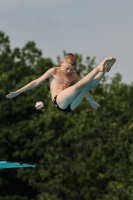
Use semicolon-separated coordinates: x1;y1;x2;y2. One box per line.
61;61;75;75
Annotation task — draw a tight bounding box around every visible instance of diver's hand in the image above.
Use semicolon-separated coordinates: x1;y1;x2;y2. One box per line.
90;101;100;110
6;91;20;99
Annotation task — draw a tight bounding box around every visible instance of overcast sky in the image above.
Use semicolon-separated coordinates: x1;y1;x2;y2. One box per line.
0;0;133;84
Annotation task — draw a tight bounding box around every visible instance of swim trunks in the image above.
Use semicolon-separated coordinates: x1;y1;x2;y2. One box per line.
53;95;72;112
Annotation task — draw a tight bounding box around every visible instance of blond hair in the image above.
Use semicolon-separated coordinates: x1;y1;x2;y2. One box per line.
64;53;76;66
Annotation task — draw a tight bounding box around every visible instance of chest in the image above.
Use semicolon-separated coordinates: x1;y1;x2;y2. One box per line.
54;70;74;85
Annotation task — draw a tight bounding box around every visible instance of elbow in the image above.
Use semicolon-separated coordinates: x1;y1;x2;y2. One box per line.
31;80;38;88
34;79;40;87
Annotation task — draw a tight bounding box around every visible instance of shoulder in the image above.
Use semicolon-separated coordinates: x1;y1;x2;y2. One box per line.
47;67;57;75
52;67;59;73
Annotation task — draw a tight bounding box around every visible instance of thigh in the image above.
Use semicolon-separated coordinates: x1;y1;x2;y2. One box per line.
56;85;80;109
57;85;87;110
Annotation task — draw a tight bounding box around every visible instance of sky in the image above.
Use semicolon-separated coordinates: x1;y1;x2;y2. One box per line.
0;0;133;84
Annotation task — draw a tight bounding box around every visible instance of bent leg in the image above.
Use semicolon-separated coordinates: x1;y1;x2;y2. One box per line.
56;57;116;109
70;72;106;110
84;57;116;91
56;64;100;109
70;71;109;110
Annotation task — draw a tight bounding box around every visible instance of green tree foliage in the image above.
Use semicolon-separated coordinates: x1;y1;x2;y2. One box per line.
0;31;133;200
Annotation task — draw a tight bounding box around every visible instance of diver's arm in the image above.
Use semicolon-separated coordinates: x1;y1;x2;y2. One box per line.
6;68;55;99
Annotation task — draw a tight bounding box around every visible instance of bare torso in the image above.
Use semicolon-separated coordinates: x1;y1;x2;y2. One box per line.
49;67;78;100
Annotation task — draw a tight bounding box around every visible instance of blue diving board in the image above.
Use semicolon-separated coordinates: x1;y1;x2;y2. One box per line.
0;161;36;169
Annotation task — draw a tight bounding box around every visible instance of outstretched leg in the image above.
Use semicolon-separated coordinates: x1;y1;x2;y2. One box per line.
56;57;116;110
84;57;116;91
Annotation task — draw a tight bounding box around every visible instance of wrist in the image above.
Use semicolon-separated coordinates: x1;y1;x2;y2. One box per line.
16;90;21;95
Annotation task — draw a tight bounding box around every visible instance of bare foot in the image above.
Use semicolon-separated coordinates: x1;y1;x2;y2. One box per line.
103;57;116;72
97;57;116;72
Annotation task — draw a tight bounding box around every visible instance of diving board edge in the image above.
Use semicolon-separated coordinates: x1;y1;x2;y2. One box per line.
0;161;36;169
